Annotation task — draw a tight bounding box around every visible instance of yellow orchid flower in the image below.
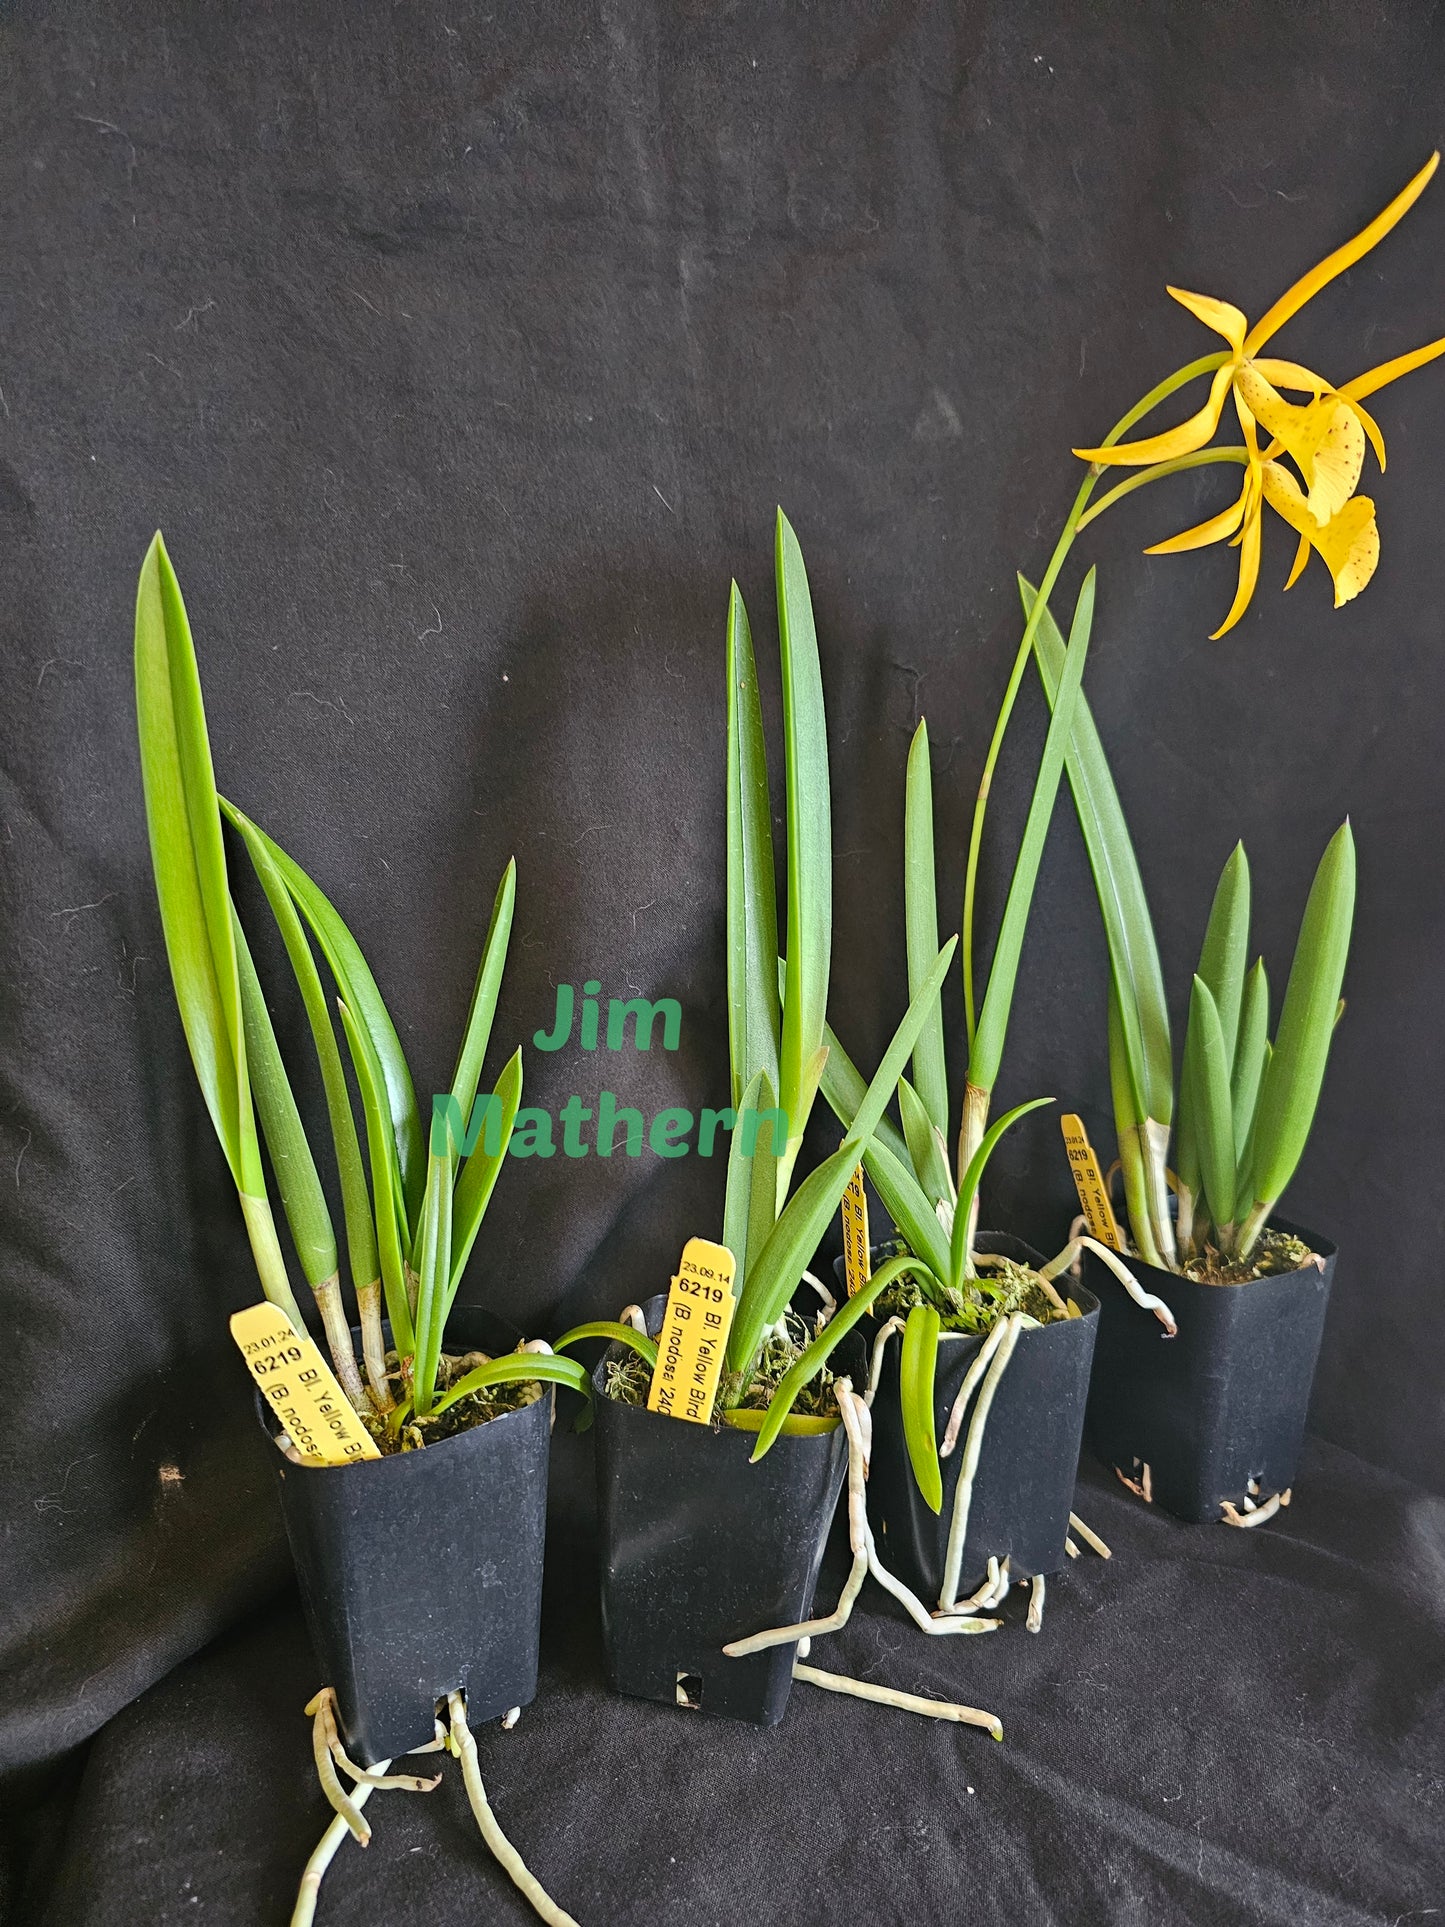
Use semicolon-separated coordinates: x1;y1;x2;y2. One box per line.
1073;153;1440;473
1141;328;1445;634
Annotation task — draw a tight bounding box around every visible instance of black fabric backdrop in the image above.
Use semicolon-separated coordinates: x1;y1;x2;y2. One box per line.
2;3;1444;1920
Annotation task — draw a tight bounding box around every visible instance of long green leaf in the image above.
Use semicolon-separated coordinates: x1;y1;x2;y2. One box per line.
727;937;957;1378
233;814;425;1226
899;1075;953;1209
722;1068;765;1288
749;1254;941;1458
900;1302;943;1513
234;913;337;1288
448;1047;523;1304
776;510;832;1169
444;860;516;1158
861;1137;954;1280
410;1151;453;1415
726;584;781;1109
1183;976;1236;1230
969;571;1094;1095
135;535;253;1190
1231;959;1270;1162
904;720;948;1136
1197;843;1251;1066
338;999;414;1357
429;1352;591;1419
552;1322;659;1370
1025;576;1172;1130
224;801;380;1300
949;1097;1054;1290
1246;823;1356;1217
815;1015;912;1169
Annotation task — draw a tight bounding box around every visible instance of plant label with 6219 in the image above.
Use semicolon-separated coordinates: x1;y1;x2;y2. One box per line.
646;1238;737;1425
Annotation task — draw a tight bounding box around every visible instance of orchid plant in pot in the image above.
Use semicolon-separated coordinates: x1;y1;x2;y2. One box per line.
576;512;1014;1737
135;535;586;1927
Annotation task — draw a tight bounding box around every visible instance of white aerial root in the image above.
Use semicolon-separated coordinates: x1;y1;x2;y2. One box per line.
1065;1537;1080;1559
938;1314;1012;1459
1221;1488;1289;1528
1115;1462;1153;1503
1042;1235;1177;1335
502;1706;522;1731
792;1660;1003;1740
292;1768;386;1927
1026;1574;1046;1633
800;1268;837;1323
619;1303;648;1335
305;1689;441;1843
866;1316;906;1402
447;1692;580;1927
726;1383;999;1657
939;1316;1023;1611
1067;1512;1112;1559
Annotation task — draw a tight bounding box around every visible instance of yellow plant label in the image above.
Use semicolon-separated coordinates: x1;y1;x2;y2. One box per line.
229;1302;380;1466
646;1238;737;1425
841;1163;871;1296
1060;1114;1121;1252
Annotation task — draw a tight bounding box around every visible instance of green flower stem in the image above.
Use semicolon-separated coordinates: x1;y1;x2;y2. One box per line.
1074;446;1249;531
961;350;1231;1048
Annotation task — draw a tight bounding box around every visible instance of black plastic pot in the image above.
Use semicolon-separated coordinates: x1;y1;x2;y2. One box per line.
858;1235;1100;1602
1082;1215;1337;1523
259;1311;550;1767
593;1294;850;1727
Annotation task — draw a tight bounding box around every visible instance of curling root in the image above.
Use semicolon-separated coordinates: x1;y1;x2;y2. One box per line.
939;1314;1011;1460
1043;1236;1177;1334
291;1769;387;1926
939;1317;1022;1610
1067;1512;1112;1559
866;1316;906;1405
1026;1573;1046;1633
1221;1490;1284;1528
447;1692;579;1926
793;1659;1002;1739
1115;1462;1153;1503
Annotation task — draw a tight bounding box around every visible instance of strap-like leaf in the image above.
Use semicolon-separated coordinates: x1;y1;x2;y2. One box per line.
1231;959;1270;1162
969;572;1094;1096
553;1322;659;1371
1025;576;1172;1130
1246;823;1355;1216
726;584;782;1109
904;720;949;1136
860;1137;954;1281
134;535;255;1190
749;1254;941;1457
429;1352;590;1419
223;801;380;1300
232;814;426;1226
234;913;337;1289
815;1015;911;1169
727;938;957;1379
776;511;832;1168
1196;843;1251;1066
1183;976;1236;1230
900;1303;943;1513
899;1075;953;1209
408;1151;452;1415
448;1048;523;1305
444;860;516;1164
949;1097;1054;1290
338;999;414;1357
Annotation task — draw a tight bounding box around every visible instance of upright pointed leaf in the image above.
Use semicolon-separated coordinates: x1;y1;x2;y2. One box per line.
726;584;781;1108
1246;824;1356;1214
727;936;957;1378
445;860;516;1158
1025;576;1172;1130
448;1047;523;1305
900;1303;943;1513
1231;959;1270;1162
905;720;948;1136
899;1075;953;1209
1183;975;1236;1230
231;812;425;1223
1196;843;1251;1067
815;1014;911;1170
224;801;380;1299
969;571;1095;1095
776;511;832;1164
949;1097;1054;1290
338;1000;413;1357
861;1137;953;1281
410;1151;452;1415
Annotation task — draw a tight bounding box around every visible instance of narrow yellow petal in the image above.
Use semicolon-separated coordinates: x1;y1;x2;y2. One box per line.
1210;499;1263;638
1340;334;1445;402
1250;358;1330;395
1143;492;1247;554
1167;287;1248;353
1244;152;1440;355
1284;531;1311;591
1074;364;1233;466
1351;398;1386;471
